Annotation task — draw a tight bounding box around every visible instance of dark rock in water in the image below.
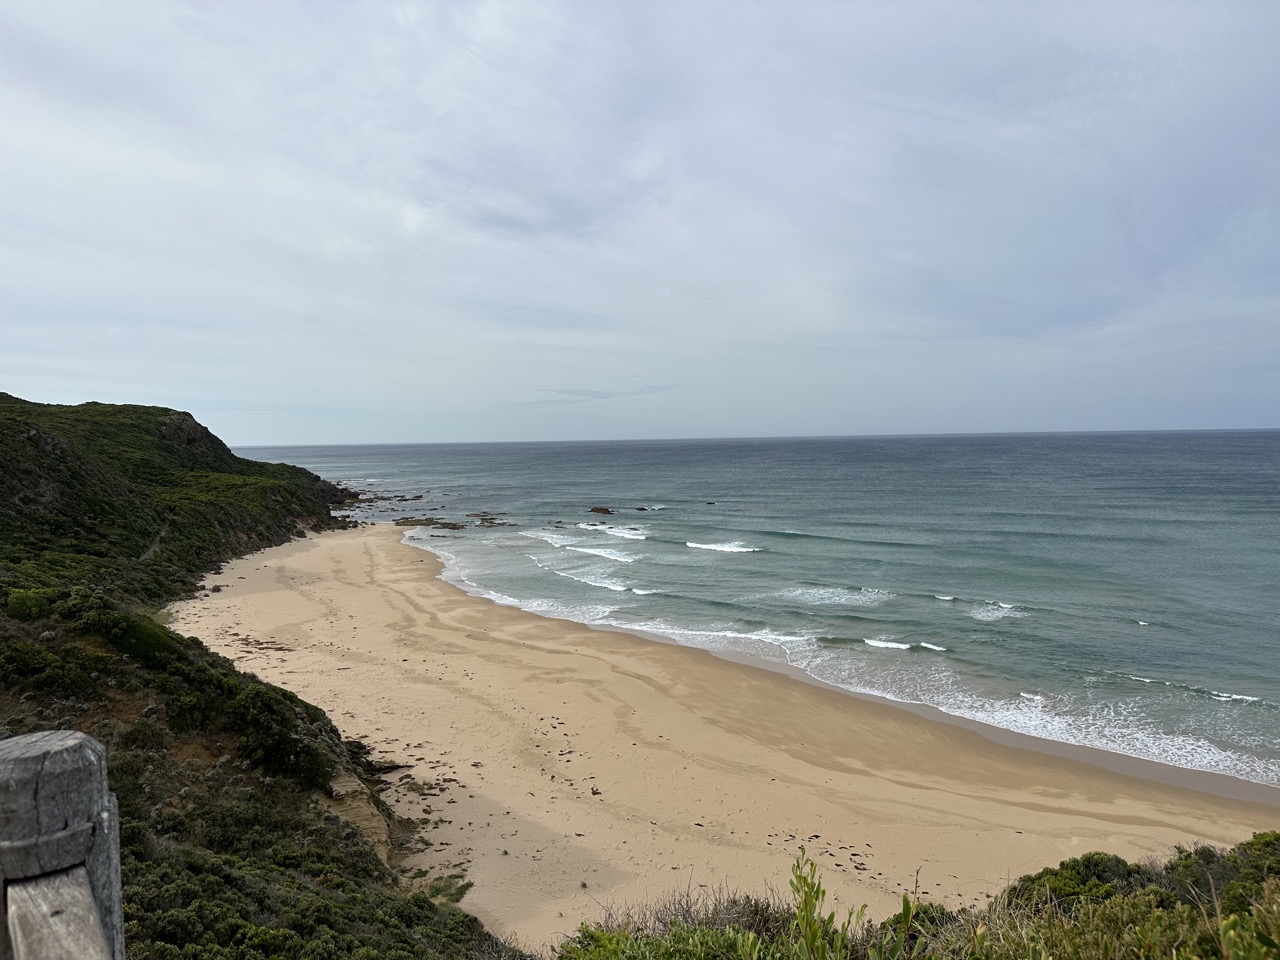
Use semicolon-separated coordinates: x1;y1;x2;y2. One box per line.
589;506;615;515
393;516;466;530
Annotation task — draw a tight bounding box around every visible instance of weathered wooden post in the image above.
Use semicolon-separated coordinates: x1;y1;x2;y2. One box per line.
0;731;123;960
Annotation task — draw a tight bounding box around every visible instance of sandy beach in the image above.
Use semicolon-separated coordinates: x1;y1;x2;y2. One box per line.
167;525;1279;951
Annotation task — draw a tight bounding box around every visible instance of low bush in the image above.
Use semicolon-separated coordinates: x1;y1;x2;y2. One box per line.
1164;833;1280;916
1006;851;1159;911
5;587;56;620
560;846;1280;960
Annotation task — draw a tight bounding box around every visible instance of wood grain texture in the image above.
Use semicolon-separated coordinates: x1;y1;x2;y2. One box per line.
6;866;111;960
0;733;123;960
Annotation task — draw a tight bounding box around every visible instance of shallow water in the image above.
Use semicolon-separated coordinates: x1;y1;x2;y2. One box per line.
239;431;1280;786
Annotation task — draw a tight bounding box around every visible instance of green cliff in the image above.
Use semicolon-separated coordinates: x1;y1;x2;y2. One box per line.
2;394;1276;960
0;393;352;603
0;395;510;959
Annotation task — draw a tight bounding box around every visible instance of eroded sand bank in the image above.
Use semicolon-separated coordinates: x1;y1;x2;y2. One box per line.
167;525;1280;950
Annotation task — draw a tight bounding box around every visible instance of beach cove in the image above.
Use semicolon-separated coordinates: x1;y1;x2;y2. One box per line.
168;524;1280;951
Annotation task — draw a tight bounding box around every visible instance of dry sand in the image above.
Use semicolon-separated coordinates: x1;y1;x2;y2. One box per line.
167;525;1280;951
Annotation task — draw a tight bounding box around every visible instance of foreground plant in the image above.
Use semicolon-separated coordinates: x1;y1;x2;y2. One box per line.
557;843;1280;960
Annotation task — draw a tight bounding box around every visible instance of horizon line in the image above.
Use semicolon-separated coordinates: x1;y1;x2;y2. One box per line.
232;425;1280;449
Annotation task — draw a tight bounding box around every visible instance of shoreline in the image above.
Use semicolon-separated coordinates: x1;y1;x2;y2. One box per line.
168;525;1280;950
614;626;1280;807
431;552;1280;807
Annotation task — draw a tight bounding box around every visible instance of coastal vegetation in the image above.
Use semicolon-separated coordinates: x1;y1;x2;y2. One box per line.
558;842;1280;960
0;395;509;958
0;393;352;604
2;393;1277;958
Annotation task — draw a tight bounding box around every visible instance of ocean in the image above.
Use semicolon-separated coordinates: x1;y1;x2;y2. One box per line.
239;432;1280;788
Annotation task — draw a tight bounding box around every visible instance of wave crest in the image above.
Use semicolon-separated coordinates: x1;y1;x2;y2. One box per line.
863;635;911;650
969;602;1028;622
567;546;637;562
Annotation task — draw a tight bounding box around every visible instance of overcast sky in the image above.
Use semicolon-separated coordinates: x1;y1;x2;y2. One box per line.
2;2;1277;444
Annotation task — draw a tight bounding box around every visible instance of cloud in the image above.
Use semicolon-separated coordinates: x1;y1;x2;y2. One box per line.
512;385;680;408
0;1;1277;442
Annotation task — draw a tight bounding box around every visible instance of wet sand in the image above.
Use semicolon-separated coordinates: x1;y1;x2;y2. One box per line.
168;525;1280;950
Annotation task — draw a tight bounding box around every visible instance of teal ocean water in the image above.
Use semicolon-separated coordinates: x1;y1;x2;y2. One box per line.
240;432;1280;788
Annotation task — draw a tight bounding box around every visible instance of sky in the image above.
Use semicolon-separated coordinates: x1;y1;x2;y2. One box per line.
2;2;1278;444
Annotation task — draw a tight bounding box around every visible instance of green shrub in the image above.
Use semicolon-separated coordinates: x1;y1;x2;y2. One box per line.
558;922;764;960
1007;850;1157;911
229;683;335;788
557;852;869;960
788;848;864;960
110;615;183;667
564;845;1280;960
1165;833;1280;914
0;638;98;698
0;639;58;679
55;587;130;640
6;587;56;620
118;718;173;752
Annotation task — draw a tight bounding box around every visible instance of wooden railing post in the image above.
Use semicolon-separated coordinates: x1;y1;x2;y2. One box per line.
0;731;123;960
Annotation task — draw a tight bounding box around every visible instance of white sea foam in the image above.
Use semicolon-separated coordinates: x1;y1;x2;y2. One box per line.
797;653;1280;786
687;541;760;553
863;636;911;650
606;528;648;540
404;507;1280;789
631;588;661;595
926;692;1280;785
969;602;1028;622
781;586;846;605
576;522;648;540
919;642;948;652
567;546;637;562
552;570;628;592
521;530;582;548
1115;672;1264;706
520;597;617;622
934;595;955;601
781;586;894;607
612;621;814;659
